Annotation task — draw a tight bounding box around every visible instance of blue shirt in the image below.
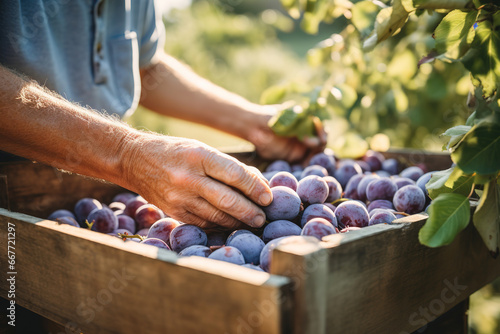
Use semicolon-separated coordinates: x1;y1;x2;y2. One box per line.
0;0;165;118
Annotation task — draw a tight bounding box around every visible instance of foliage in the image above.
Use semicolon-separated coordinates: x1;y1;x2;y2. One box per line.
280;0;500;254
128;1;312;148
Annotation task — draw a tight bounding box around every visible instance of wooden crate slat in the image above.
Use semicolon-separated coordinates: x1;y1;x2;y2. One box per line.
272;216;500;334
0;209;292;334
0;162;125;218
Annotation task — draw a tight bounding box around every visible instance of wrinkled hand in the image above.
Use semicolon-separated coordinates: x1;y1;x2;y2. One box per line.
247;106;327;162
122;134;272;230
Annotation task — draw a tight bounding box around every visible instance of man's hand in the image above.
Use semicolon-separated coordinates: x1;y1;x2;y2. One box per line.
246;106;328;163
122;134;272;230
0;65;272;230
139;54;327;163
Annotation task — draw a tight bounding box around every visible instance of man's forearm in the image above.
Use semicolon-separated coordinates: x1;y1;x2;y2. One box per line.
0;65;138;189
139;53;270;141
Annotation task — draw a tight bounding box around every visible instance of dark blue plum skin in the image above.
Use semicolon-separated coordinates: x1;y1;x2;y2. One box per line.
300;204;337;227
263;186;301;221
362;150;385;171
393;177;416;189
147;218;181;246
208;246;245;265
293;171;303;181
368;210;397;226
266;160;291;173
135;204;165;230
309;152;336;175
343;174;365;200
263;171;279;181
241;264;265;271
301;165;329;179
270;172;298;191
301;218;337;240
374;170;391;178
367;199;394;213
393;185;426;214
112;192;137;205
334;201;370;228
262;220;302;243
55;216;79;227
136;228;150;237
334;160;363;188
400;166;424;181
382;159;399;175
228;233;265;264
297;175;329;205
206;231;229;247
416;171;435;203
48;209;76;221
355;160;371;173
170;224;208;253
74;198;102;225
178;245;212;257
117;214;136;234
366;178;398;201
324;176;342;202
226;229;253;245
124;196;148;219
324;203;337;212
140;238;170;250
356;174;380;202
291;164;304;173
87;208;118;233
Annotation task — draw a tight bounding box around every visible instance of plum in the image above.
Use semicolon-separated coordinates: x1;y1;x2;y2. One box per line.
263;186;301;221
334;201;370;228
297;175;329;205
262;220;302;243
301;218;337;240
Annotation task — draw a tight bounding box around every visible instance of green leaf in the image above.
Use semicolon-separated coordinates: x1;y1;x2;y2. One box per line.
281;0;302;19
412;0;474;9
451;122;500;175
260;85;288;105
426;167;475;199
363;0;410;51
474;173;496;185
426;168;454;198
351;1;380;37
443;125;471;137
268;101;326;140
461;12;500;99
473;180;500;257
419;193;471;247
434;10;476;60
465;111;476;126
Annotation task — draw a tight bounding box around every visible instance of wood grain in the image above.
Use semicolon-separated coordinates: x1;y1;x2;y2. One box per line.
272;216;500;334
0;209;292;334
0;162;125;218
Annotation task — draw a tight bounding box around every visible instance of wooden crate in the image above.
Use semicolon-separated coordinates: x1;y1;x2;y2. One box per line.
0;150;499;334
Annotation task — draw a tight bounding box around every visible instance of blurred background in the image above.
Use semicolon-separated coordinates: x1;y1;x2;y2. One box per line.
125;1;499;332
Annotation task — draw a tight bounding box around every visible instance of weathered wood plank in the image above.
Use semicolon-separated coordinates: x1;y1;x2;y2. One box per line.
0;162;125;218
0;209;292;334
272;216;500;334
413;298;468;334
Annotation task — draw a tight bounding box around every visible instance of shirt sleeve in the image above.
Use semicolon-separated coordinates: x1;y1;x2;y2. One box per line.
138;0;165;68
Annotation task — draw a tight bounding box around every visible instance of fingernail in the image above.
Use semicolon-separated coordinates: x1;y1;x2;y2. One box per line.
259;192;272;206
252;214;266;228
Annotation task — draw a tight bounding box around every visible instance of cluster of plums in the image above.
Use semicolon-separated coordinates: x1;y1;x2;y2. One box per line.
47;149;434;272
